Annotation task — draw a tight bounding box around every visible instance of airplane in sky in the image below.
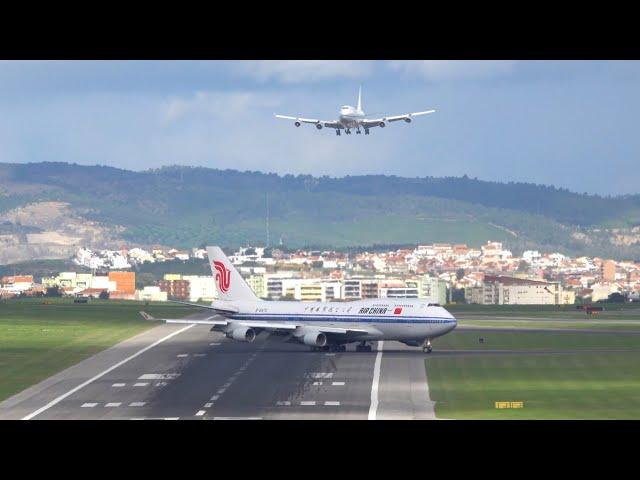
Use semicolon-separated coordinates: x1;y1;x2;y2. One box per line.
141;246;457;353
274;86;435;136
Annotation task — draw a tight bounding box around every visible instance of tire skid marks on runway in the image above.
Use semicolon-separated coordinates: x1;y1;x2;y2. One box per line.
196;347;265;418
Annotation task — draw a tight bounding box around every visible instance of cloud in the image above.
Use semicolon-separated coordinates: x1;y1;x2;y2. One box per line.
232;60;374;84
387;60;518;81
161;90;283;123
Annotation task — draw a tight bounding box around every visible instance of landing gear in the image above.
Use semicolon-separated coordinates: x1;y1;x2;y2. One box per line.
356;342;372;352
364;128;370;135
356;128;361;134
346;128;351;135
422;340;433;354
329;344;346;352
336;129;341;136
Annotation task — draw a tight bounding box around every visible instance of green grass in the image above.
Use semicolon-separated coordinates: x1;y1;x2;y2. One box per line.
428;330;640;419
0;298;198;402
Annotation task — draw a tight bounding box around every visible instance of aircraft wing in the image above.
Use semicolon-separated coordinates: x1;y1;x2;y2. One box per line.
362;109;436;127
140;311;229;326
167;299;239;315
274;114;342;129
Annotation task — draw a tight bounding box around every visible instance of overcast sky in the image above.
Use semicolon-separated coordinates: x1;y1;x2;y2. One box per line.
0;60;638;195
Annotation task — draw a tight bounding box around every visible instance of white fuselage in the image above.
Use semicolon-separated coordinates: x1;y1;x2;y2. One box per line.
339;105;365;128
218;297;457;344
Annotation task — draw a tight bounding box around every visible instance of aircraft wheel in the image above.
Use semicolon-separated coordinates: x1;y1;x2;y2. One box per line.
423;346;433;354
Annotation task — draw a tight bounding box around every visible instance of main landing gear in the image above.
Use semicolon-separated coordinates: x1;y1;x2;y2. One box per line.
345;128;352;135
356;128;361;134
364;128;370;135
422;340;433;354
356;342;373;352
336;129;341;136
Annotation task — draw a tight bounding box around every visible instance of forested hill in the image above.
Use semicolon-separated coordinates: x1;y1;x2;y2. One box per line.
0;162;639;259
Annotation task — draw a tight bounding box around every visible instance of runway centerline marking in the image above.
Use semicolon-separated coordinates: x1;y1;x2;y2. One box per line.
129;402;146;407
111;383;126;387
139;373;180;380
81;403;98;408
324;401;341;406
22;324;195;420
133;382;148;387
105;402;121;407
368;341;384;420
331;382;346;386
195;410;206;416
300;401;316;406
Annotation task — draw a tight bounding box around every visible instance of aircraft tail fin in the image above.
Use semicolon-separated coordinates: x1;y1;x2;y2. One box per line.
357;85;362;112
206;246;259;302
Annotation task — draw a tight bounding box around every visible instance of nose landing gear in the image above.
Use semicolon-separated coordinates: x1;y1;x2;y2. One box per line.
422;340;433;354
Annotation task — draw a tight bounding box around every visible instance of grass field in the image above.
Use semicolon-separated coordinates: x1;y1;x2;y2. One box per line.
428;329;640;419
0;298;198;402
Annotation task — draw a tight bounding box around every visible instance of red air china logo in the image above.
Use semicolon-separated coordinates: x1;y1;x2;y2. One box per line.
213;261;231;293
394;307;403;315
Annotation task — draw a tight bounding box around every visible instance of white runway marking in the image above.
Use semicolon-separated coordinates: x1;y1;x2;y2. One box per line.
156;381;168;387
105;402;121;407
213;417;262;420
22;324;195;420
139;373;180;380
276;401;291;406
129;402;146;407
217;388;226;394
195;410;206;416
81;403;98;408
210;395;219;401
223;382;232;388
133;382;148;387
324;401;341;406
204;403;213;408
111;383;126;387
194;353;206;357
325;353;336;356
177;354;189;358
300;401;316;406
331;382;346;386
368;341;384;420
309;372;333;379
313;381;323;386
209;342;221;346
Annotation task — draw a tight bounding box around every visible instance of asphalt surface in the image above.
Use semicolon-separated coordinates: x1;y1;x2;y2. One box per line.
0;320;436;420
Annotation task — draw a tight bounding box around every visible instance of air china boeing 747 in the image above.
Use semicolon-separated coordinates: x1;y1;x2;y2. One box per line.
141;247;457;353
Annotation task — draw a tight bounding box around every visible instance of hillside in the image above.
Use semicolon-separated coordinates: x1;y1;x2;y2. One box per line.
1;162;639;263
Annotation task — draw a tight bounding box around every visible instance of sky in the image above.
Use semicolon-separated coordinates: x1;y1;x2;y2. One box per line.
0;60;638;196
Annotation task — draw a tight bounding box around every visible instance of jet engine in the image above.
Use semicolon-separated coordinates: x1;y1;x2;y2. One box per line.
404;118;412;123
379;121;386;128
294;121;301;127
302;331;327;347
228;326;256;343
315;123;323;130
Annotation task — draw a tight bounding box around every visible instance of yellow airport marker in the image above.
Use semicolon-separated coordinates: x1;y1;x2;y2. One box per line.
495;401;524;409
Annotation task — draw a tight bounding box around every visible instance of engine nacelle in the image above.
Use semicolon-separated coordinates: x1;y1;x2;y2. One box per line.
302;331;327;347
294;121;301;127
315;123;323;130
404;117;412;123
228;327;256;343
379;121;386;128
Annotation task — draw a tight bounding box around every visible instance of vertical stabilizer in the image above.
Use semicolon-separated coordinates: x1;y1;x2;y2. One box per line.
206;246;259;302
357;85;362;112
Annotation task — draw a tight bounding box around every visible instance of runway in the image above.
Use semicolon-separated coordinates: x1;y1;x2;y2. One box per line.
0;322;435;420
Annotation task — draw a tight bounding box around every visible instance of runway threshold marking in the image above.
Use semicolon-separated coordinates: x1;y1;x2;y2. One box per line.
367;341;384;421
22;324;196;420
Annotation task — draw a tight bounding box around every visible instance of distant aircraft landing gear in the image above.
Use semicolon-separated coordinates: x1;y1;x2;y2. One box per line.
422;340;433;354
346;128;351;135
356;342;373;352
356;128;361;134
364;128;370;135
336;129;341;136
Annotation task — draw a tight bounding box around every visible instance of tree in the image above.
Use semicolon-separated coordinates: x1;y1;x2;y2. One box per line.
99;290;110;300
607;292;626;303
45;286;62;297
517;260;530;272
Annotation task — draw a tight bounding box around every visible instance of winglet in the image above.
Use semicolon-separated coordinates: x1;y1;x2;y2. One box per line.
139;311;155;321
